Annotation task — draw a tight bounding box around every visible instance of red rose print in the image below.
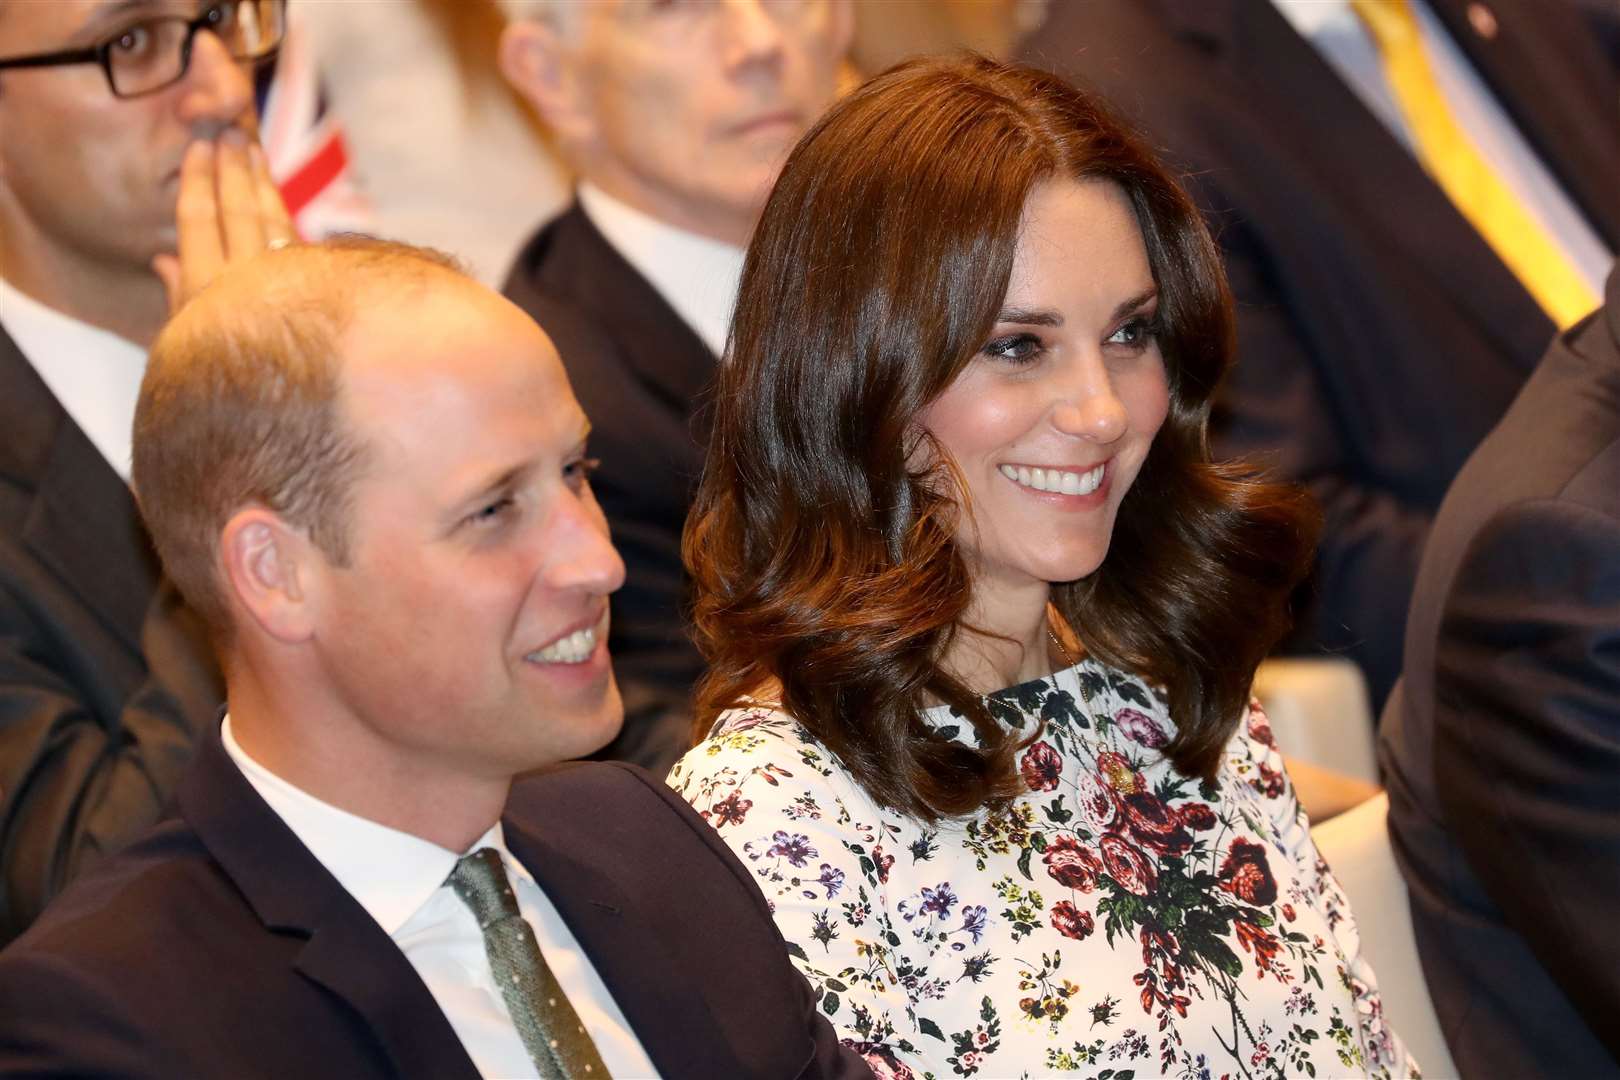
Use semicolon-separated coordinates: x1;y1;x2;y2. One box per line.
1099;833;1158;896
1121;791;1194;856
1115;707;1168;749
1050;900;1095;940
1246;702;1278;749
1176;802;1217;832
1217;837;1279;906
1043;835;1103;892
1019;740;1062;792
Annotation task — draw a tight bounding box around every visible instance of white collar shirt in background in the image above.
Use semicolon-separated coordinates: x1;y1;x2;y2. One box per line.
577;182;746;359
220;717;661;1079
0;279;147;483
1271;0;1612;291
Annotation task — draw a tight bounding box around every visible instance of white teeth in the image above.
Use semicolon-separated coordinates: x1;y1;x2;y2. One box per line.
528;626;597;665
999;462;1104;495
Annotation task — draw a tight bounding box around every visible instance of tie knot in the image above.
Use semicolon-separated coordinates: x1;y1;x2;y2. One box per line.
449;847;522;928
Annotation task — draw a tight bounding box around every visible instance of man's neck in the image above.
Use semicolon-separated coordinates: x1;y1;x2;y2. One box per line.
0;242;167;349
227;670;510;855
580;172;755;249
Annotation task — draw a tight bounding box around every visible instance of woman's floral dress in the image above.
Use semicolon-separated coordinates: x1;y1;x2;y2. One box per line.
669;659;1419;1080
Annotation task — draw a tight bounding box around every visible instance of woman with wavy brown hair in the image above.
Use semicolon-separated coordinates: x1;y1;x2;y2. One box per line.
669;55;1416;1078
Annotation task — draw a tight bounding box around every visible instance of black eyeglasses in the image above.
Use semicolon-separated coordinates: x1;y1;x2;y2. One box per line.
0;1;285;99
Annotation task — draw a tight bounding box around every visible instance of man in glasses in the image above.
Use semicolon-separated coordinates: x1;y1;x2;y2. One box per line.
0;0;290;945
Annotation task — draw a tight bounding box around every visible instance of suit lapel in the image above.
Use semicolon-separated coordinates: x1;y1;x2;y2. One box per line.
1428;0;1620;245
504;811;741;1078
532;206;719;447
1162;0;1550;352
178;733;482;1080
0;326;156;659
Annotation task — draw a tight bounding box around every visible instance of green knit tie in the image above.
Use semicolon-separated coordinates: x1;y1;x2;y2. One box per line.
448;848;610;1080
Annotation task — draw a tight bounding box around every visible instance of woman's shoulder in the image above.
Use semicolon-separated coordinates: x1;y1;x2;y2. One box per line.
669;702;862;798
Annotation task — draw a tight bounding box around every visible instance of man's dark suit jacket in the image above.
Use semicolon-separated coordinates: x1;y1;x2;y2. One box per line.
0;726;868;1078
504;206;715;775
1379;267;1620;1077
1021;0;1620;711
0;324;221;947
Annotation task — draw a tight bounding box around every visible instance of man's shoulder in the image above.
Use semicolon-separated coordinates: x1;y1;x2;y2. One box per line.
1;816;226;959
507;761;759;896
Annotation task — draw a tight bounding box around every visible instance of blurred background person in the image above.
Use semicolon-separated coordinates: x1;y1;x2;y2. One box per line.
0;0;291;946
1380;269;1619;1077
497;0;853;774
1021;0;1618;716
671;56;1413;1078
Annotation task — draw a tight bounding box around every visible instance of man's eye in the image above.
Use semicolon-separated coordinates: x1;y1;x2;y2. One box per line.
467;497;516;526
204;2;239;30
565;457;602;490
109;23;156;56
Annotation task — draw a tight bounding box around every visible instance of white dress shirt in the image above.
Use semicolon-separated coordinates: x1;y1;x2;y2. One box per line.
576;183;746;359
0;279;148;483
1272;0;1612;292
220;718;661;1079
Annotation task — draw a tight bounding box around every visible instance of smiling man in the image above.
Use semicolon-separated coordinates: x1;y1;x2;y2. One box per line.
497;0;853;773
0;0;293;945
0;239;868;1080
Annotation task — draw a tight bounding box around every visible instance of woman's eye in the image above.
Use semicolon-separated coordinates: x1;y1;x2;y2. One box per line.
1107;315;1158;349
982;333;1043;364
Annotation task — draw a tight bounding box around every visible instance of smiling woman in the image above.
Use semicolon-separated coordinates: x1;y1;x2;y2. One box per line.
669;55;1419;1078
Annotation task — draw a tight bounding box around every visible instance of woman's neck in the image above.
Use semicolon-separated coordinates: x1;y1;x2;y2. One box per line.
944;582;1066;694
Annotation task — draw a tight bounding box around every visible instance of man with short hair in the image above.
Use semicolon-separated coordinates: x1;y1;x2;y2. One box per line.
0;0;293;944
497;0;853;771
0;238;867;1080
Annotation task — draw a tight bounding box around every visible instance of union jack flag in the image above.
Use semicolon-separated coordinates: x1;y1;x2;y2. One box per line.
254;10;372;239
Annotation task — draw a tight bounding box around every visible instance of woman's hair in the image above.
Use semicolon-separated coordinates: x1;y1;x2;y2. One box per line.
685;55;1318;821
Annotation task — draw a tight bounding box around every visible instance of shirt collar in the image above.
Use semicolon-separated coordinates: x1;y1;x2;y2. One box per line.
0;279;148;482
1270;0;1352;38
220;716;531;935
575;181;745;358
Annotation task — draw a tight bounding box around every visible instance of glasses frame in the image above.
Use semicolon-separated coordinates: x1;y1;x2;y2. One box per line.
0;0;286;99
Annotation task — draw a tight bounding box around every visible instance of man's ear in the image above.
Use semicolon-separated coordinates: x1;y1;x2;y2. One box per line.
219;506;321;645
499;19;594;146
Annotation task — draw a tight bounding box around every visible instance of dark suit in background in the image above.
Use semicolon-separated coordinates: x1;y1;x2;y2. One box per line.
504;206;715;774
0;727;864;1079
1380;269;1620;1077
1021;0;1620;711
0;327;221;947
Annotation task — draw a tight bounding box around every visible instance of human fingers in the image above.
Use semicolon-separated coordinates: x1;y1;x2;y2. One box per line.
170;140;223;311
249;142;297;247
215;128;266;258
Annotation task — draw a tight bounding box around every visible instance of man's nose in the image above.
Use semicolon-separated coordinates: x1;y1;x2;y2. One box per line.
174;24;255;138
719;0;787;73
543;495;628;597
